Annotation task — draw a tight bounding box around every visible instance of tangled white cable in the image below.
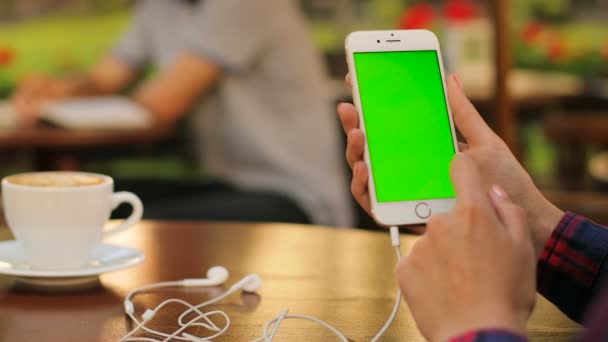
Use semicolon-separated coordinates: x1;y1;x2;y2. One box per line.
122;226;402;342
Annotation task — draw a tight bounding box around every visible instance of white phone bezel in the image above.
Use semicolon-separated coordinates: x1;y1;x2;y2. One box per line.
345;29;459;226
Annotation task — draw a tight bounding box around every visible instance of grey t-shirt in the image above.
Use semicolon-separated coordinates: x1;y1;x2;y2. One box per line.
114;0;353;227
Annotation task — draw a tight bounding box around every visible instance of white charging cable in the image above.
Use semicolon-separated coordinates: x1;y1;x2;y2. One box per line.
248;226;403;342
122;226;403;342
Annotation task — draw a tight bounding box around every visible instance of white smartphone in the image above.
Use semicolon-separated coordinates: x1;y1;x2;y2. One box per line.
345;30;459;226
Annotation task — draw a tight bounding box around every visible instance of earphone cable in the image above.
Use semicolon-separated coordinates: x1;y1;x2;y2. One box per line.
254;226;403;342
121;226;404;341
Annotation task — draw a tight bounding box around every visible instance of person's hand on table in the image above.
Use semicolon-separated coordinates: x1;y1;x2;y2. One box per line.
337;74;564;254
12;75;76;126
396;153;537;341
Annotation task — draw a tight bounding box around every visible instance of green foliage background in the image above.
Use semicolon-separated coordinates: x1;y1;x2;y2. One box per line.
0;0;607;98
0;10;130;97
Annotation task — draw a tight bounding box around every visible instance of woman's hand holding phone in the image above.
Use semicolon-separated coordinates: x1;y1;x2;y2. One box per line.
396;153;537;341
338;73;564;256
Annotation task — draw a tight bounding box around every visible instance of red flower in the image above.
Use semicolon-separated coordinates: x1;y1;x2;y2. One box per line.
0;47;15;67
398;4;435;29
444;0;477;23
523;22;545;45
548;39;566;62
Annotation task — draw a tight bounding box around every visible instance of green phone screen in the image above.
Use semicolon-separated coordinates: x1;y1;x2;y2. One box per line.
354;50;456;203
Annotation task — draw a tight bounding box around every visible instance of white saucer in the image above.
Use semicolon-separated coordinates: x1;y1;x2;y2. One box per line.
0;241;144;279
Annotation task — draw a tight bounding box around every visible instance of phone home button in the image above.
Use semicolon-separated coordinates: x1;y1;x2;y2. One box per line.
415;202;431;219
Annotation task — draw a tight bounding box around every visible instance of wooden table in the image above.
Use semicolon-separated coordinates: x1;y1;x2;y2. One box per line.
0;222;580;341
0;126;174;149
0;125;175;170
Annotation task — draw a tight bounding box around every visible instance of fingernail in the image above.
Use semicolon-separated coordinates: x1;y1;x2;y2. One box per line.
491;185;508;200
453;74;463;90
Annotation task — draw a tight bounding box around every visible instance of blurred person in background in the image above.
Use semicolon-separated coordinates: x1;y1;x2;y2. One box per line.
11;0;353;227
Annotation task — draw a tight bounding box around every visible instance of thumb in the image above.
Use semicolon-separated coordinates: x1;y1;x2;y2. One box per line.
447;74;495;144
450;153;491;211
489;184;529;241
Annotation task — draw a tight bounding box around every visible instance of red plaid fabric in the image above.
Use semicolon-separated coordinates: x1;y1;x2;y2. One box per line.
537;212;608;322
449;329;527;342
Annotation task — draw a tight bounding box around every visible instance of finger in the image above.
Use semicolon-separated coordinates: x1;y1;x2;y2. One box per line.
395;255;411;290
352;161;372;214
450;153;492;211
15;83;47;107
424;212;449;238
21;75;48;96
12;97;26;120
345;73;353;89
13;94;34;114
12;96;28;117
402;225;425;235
346;129;364;168
14;100;40;126
397;234;429;276
447;74;495;144
458;141;468;152
489;185;529;241
337;102;359;135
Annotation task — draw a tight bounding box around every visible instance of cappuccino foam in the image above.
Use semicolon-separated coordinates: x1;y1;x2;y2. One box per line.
7;173;105;187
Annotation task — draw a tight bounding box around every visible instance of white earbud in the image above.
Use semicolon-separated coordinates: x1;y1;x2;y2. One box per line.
123;266;231;315
241;274;263;293
226;274;262;294
183;266;229;287
207;266;229;283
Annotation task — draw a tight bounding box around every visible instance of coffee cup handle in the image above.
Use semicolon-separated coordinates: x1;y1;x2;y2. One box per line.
104;192;144;239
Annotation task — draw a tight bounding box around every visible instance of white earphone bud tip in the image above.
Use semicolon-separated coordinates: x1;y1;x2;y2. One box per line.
243;274;262;293
207;266;229;284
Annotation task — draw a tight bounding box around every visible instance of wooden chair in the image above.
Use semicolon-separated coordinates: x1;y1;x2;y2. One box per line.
544;110;608;189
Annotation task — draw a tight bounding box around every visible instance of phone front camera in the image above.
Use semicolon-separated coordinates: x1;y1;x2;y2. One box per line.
377;40;380;43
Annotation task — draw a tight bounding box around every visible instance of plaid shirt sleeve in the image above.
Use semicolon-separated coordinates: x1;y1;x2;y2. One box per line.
537;212;608;322
448;329;528;342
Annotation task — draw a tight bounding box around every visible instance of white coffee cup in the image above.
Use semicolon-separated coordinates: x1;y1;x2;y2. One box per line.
1;172;143;270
